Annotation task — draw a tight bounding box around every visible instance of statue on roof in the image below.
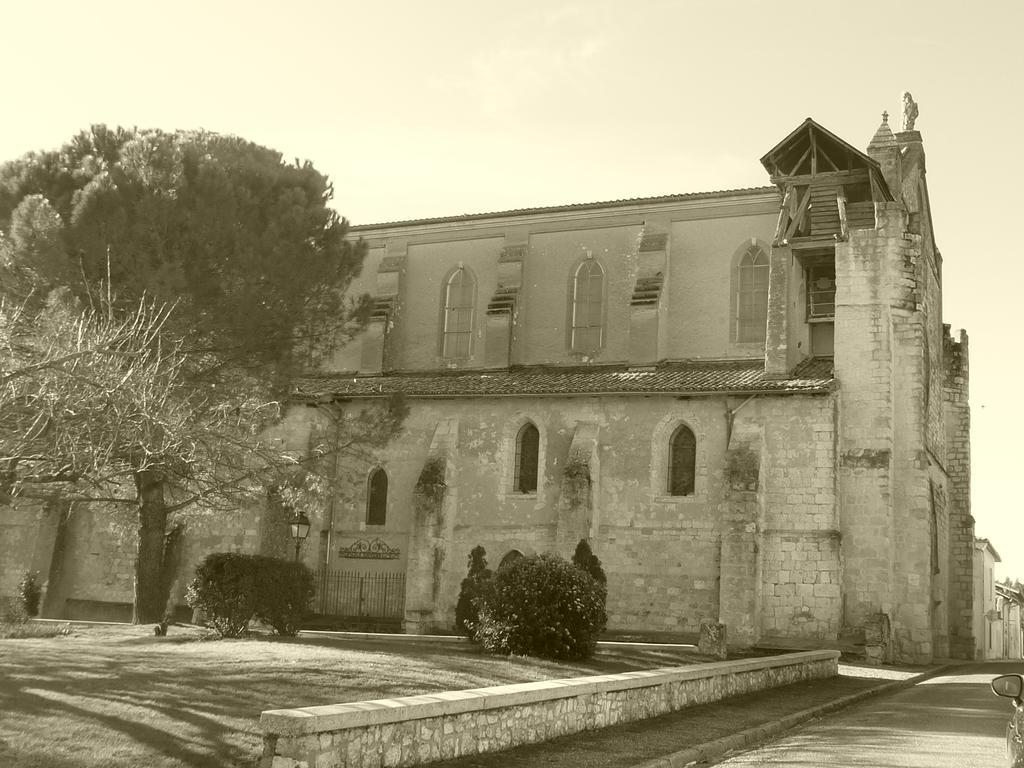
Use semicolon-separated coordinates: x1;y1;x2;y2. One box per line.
901;91;919;131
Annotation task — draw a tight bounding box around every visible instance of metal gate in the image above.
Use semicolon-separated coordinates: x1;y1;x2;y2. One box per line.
314;569;406;619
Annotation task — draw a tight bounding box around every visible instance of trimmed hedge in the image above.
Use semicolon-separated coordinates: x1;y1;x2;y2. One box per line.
255;559;314;636
473;552;607;660
185;553;313;638
572;539;606;585
454;545;492;638
17;571;42;618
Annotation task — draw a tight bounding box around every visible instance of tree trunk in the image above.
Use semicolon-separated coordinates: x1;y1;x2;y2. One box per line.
41;501;73;618
133;470;170;624
159;523;185;621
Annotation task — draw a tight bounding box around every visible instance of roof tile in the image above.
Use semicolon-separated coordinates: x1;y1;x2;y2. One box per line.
293;358;834;400
350;187;777;231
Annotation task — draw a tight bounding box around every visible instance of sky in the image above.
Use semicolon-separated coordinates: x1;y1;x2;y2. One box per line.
2;0;1022;576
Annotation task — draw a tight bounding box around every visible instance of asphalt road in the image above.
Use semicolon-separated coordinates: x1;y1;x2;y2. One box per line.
709;661;1022;768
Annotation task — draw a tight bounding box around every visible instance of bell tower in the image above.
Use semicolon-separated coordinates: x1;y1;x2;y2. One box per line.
758;108;965;662
759;118;895;375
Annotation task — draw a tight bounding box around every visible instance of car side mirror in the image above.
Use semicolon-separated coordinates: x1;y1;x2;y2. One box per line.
992;674;1024;701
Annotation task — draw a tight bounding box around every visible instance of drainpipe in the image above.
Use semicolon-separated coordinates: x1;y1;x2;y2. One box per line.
725;394;759;447
314;401;344;616
323;401;343;572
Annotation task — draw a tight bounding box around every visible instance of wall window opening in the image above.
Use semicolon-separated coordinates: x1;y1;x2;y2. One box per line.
737;245;769;342
443;267;476;358
514;422;540;493
807;260;836;320
499;550;524;569
668;425;696;496
570;259;605;353
367;467;388;525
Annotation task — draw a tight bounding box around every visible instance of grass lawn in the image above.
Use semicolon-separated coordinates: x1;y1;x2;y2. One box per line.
0;624;720;768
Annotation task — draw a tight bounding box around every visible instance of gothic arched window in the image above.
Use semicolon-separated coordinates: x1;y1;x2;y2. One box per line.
499;550;524;570
736;245;769;343
570;259;605;353
668;425;696;496
366;467;388;525
442;267;476;359
514;422;540;493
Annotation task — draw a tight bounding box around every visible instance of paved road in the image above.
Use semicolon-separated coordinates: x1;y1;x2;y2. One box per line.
709;662;1021;768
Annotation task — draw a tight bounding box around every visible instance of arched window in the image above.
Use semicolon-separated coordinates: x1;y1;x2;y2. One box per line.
499;550;524;569
668;425;696;496
736;245;769;343
366;467;388;525
442;267;476;358
513;422;540;493
570;259;605;353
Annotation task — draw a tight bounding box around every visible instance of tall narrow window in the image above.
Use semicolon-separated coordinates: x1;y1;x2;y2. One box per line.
737;245;769;342
668;425;696;496
570;259;605;353
442;267;476;358
514;422;540;493
367;467;388;525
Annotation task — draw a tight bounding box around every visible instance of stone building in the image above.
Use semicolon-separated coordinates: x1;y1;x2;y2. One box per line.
0;113;974;663
994;580;1024;661
973;538;1023;660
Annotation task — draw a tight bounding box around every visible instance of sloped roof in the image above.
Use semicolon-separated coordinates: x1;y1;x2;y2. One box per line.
759;118;894;201
350;186;777;231
293;357;835;401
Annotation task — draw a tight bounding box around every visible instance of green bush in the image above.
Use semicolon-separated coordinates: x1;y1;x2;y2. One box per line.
17;571;42;617
255;558;314;637
572;539;606;585
454;545;493;637
186;553;314;638
185;553;259;638
0;617;71;639
473;553;607;660
0;595;27;625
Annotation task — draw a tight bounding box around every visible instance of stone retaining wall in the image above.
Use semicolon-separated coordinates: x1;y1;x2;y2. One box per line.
260;649;839;768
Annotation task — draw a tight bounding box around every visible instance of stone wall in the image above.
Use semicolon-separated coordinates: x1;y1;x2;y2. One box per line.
944;327;973;658
260;650;839;768
0;501;55;603
328;194;780;375
0;493;266;622
754;396;840;641
829;202;949;663
355;391;837;639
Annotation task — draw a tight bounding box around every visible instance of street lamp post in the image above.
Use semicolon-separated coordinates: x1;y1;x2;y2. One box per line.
289;511;311;562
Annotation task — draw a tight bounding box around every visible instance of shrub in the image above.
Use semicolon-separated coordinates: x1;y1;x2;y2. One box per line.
725;444;759;490
185;553;314;638
17;571;42;617
0;595;27;625
254;558;314;637
454;545;493;637
0;618;71;639
415;456;447;506
572;539;606;585
473;553;607;660
186;553;260;638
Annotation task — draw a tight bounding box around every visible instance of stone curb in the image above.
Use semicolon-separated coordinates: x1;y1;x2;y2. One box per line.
299;629;698;651
630;665;956;768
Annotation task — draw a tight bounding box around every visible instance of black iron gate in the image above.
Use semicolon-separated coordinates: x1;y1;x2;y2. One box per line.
314;569;406;620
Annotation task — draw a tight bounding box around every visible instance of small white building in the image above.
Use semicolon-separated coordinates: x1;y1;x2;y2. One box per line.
996;581;1024;660
974;538;1002;659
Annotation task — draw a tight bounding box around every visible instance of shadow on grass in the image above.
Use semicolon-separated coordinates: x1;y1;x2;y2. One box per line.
0;626;727;768
0;619;751;768
7;687;245;767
